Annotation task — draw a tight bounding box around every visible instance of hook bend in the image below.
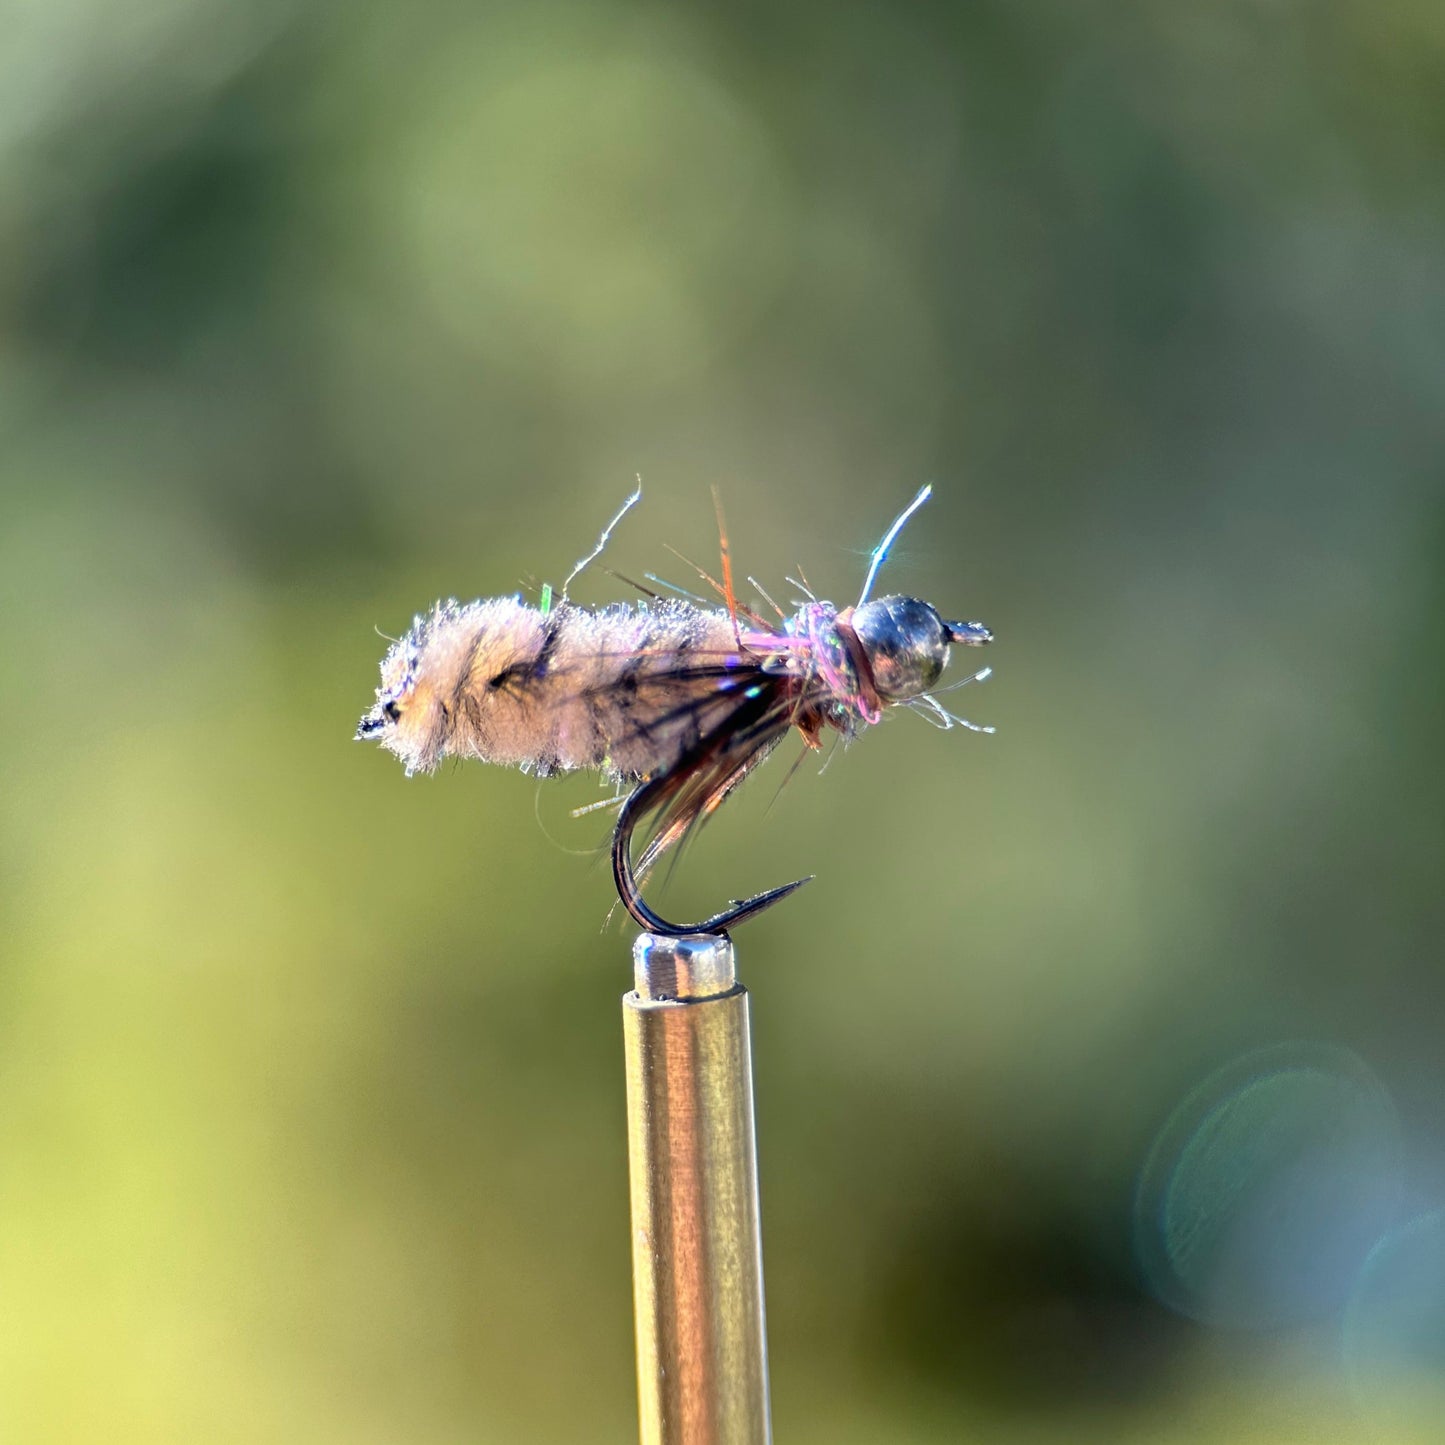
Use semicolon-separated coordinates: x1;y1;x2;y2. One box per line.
611;776;812;938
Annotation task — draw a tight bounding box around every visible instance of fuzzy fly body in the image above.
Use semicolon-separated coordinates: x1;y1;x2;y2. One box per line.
356;487;993;936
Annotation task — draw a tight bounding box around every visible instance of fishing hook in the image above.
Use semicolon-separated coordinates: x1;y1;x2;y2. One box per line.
611;774;813;938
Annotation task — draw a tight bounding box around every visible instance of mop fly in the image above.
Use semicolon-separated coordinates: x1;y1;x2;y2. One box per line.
356;486;993;934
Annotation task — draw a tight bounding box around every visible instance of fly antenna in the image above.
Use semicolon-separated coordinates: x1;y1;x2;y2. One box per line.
857;484;933;608
712;486;743;650
605;568;662;601
909;692;996;734
560;479;643;603
661;544;774;629
747;575;787;621
931;664;993;696
645;571;712;607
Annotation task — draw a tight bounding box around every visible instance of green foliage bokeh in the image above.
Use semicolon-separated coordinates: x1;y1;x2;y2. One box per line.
4;1;1445;1440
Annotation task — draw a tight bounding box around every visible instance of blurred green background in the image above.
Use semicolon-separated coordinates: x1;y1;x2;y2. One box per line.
5;0;1445;1440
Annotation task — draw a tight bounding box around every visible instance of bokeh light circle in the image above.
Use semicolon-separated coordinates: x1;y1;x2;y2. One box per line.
1134;1043;1402;1328
1344;1208;1445;1438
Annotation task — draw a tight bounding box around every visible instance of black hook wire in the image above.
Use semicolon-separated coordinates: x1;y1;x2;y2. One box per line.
611;774;813;938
